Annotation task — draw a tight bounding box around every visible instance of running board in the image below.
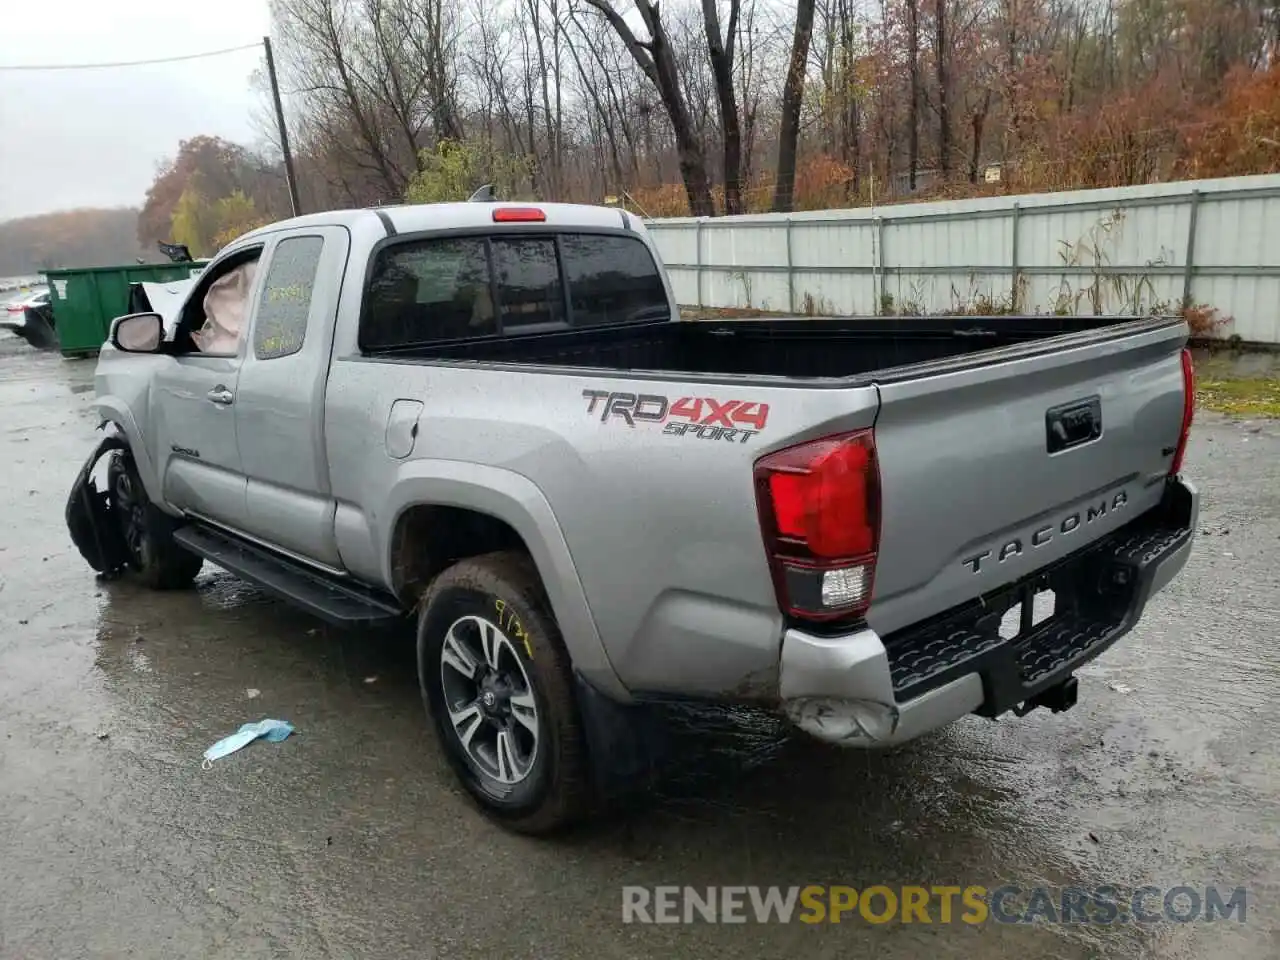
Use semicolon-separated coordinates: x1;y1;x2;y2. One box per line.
173;524;405;627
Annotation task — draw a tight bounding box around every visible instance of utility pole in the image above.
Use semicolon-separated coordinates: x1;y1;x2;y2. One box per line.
263;35;301;217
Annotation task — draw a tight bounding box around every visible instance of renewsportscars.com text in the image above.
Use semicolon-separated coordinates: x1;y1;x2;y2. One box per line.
621;885;1248;925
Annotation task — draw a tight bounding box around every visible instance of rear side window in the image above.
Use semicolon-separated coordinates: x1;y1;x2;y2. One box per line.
560;234;668;327
254;235;324;359
362;238;496;350
359;231;668;350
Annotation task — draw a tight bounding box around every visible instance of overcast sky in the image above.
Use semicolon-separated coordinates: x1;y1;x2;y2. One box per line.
0;0;271;221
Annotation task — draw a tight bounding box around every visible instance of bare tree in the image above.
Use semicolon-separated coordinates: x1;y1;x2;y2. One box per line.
564;10;628;193
274;0;469;201
773;0;817;211
581;0;715;215
734;0;767;191
402;0;464;141
935;0;950;175
703;0;744;213
275;0;404;196
969;88;992;183
907;0;920;190
840;0;862;198
512;0;568;196
813;0;863;196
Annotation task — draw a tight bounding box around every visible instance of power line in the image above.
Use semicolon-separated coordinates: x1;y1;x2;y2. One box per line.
0;43;261;72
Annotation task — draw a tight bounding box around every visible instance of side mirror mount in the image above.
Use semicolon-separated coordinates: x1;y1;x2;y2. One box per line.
110;312;164;353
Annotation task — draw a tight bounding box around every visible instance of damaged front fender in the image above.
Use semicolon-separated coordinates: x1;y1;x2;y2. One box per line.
65;426;130;576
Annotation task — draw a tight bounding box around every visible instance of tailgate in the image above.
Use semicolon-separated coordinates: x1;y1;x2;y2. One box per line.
867;318;1189;637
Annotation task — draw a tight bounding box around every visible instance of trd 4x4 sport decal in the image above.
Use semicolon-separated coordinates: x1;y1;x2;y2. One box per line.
582;389;770;444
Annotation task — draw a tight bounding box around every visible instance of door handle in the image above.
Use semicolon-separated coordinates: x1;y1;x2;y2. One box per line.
207;386;235;406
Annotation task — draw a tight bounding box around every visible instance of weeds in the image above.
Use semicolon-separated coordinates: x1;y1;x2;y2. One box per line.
801;292;835;316
1196;376;1280;417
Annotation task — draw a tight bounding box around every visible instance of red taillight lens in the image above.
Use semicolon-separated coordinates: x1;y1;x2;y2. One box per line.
1169;348;1195;477
755;430;880;621
492;207;546;222
767;437;875;556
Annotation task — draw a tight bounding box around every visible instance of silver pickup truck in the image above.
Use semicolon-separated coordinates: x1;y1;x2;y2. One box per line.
68;199;1198;833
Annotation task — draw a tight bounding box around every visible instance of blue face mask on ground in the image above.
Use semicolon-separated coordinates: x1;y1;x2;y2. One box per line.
202;719;295;768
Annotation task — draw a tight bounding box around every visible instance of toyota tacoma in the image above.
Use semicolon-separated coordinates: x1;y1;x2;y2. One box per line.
67;199;1198;833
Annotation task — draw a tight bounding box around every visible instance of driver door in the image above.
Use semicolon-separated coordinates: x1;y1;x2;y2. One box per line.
148;245;264;530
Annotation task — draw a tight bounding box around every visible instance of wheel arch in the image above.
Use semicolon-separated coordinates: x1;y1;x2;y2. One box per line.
95;405;165;508
382;460;628;701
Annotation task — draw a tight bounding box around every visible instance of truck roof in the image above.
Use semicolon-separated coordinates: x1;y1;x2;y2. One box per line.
238;201;637;244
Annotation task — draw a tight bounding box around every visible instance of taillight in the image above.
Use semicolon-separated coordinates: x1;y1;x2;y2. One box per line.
754;430;880;622
492;207;546;222
1169;348;1195;477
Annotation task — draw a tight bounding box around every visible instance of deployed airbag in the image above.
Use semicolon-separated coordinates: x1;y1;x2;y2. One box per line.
193;261;256;353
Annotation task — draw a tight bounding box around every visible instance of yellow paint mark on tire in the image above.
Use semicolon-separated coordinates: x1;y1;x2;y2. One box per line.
495;598;533;660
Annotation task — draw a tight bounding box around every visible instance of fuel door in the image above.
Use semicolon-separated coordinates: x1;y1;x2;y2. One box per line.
385;399;424;459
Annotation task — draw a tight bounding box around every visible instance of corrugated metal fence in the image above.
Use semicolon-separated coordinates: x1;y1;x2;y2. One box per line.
645;173;1280;344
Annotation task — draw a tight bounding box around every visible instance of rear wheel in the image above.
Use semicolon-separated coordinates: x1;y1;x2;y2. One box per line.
418;551;589;834
107;453;203;590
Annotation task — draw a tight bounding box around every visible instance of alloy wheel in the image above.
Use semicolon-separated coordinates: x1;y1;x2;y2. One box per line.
439;615;540;786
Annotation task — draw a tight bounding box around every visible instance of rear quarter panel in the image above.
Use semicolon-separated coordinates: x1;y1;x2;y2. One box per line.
322;357;879;698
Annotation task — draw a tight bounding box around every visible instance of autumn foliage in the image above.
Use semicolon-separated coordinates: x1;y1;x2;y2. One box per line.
623;57;1280;217
123;0;1280;232
138;136;288;256
569;0;1280;216
1179;61;1280;179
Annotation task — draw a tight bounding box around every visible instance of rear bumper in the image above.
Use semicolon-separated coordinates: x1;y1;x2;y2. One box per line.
779;477;1198;746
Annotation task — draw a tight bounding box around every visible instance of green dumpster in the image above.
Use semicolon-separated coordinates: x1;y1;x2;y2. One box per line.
45;260;208;358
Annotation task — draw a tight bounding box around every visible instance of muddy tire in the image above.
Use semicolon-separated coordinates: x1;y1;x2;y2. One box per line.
107;452;203;590
418;550;589;835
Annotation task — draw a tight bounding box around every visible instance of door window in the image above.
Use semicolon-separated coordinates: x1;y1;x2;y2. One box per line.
253;235;325;360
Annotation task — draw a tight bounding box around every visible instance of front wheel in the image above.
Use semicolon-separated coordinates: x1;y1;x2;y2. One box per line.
418;551;589;834
107;453;203;590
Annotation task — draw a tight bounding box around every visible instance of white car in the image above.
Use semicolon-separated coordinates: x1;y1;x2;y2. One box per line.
3;288;51;320
1;287;55;346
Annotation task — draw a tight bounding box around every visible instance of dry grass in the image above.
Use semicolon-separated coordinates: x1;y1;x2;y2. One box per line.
1192;352;1280;418
1196;375;1280;418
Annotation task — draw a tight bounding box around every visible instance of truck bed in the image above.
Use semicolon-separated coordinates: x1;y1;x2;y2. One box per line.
365;314;1156;383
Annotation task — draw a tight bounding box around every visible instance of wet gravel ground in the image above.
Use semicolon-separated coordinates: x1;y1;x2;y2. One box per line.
1;334;1278;959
